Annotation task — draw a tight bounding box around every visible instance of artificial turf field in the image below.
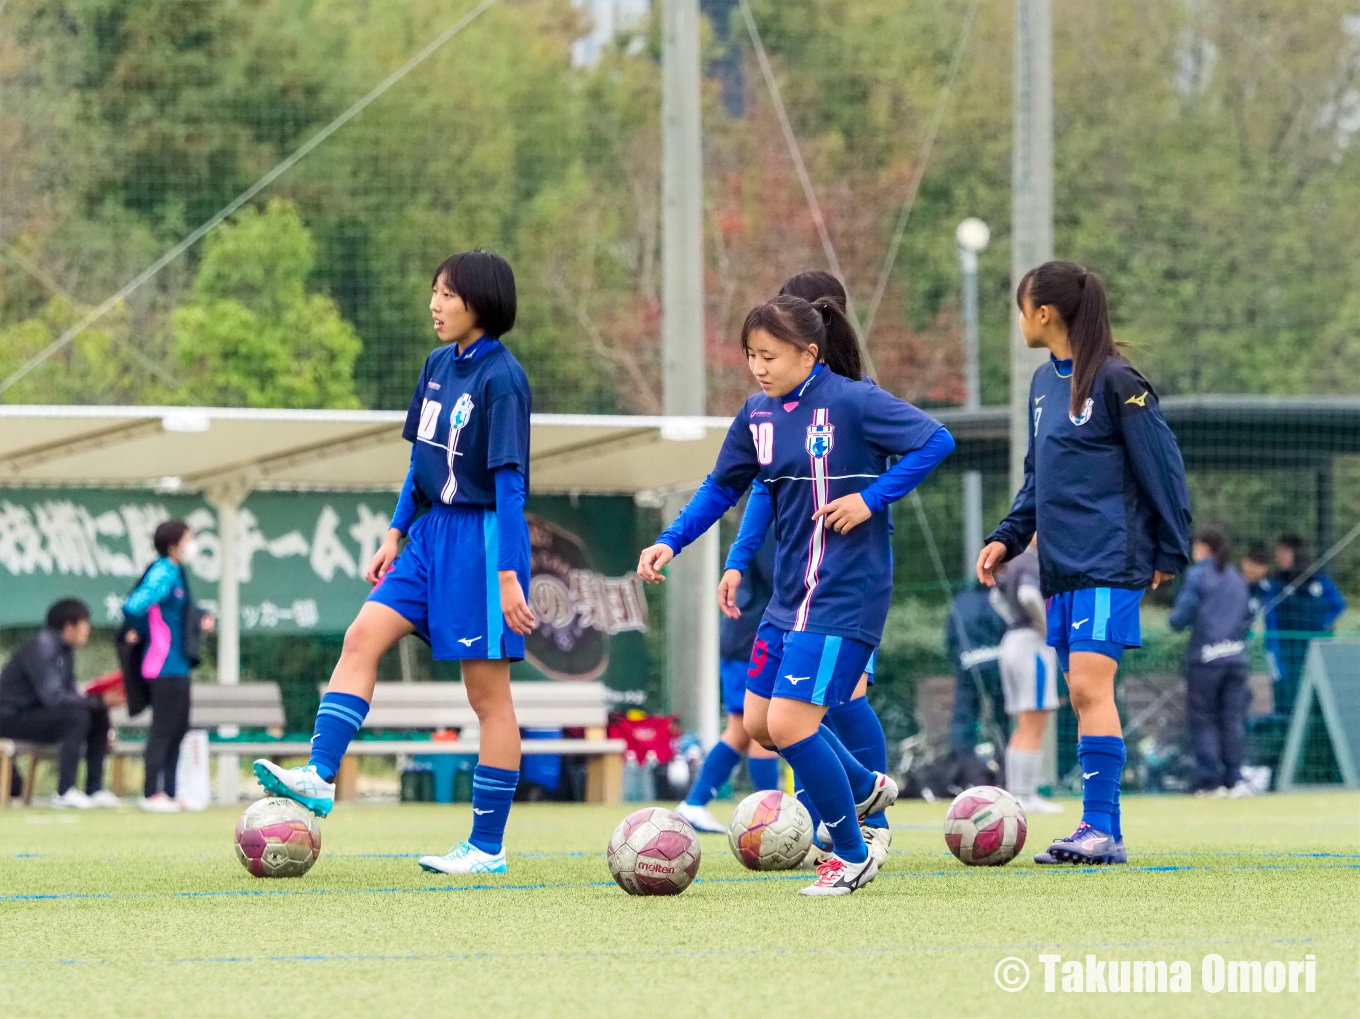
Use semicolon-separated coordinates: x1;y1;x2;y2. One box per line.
2;791;1356;1018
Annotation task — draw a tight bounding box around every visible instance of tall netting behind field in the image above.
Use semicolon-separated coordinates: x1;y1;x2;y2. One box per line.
4;0;1360;787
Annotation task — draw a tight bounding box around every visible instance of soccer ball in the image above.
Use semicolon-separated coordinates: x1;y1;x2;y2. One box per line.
606;807;701;895
727;790;813;870
234;797;322;878
943;785;1026;866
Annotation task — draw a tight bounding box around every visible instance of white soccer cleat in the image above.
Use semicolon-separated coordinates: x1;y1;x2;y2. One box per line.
855;772;898;820
50;788;92;809
1227;780;1256;799
674;801;726;834
799;852;879;896
418;840;507;875
87;790;121;808
252;760;334;817
138;793;181;813
1019;794;1065;815
862;824;892;867
801;840;834;870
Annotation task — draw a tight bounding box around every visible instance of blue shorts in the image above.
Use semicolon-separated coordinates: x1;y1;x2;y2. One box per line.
1046;586;1143;673
368;505;529;661
744;620;875;708
720;657;749;714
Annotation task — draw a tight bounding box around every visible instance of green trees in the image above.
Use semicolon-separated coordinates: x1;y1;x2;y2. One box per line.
173;201;361;408
3;0;1360;412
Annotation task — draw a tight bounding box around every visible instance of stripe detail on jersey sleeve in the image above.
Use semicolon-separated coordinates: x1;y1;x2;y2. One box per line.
483;510;504;659
794;408;832;632
1092;587;1111;641
811;635;842;706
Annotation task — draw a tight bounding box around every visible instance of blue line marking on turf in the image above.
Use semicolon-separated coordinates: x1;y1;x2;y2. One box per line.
5;861;1356;903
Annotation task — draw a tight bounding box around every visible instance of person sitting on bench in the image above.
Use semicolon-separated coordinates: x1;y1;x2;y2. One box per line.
0;599;119;808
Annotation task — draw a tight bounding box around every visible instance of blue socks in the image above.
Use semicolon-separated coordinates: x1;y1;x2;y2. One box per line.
469;764;518;855
747;755;779;792
827;697;889;829
685;740;743;806
793;779;825;846
779;733;867;864
818;723;876;803
309;691;369;781
1078;735;1126;839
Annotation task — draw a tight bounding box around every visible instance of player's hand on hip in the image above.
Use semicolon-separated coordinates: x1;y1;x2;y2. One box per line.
1152;570;1175;590
718;569;743;619
976;541;1007;586
812;493;871;534
499;571;537;634
637;544;674;583
366;529;402;586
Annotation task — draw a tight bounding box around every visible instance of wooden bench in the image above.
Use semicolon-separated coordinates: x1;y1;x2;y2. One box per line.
0;685;296;805
317;681;625;804
2;681;625;805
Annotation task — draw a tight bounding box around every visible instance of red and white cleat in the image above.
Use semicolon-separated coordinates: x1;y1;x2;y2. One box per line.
798;852;879;896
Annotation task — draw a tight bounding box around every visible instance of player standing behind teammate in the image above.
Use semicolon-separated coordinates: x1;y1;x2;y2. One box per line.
674;498;780;835
639;296;954;894
255;250;536;875
990;538;1063;815
718;270;895;869
977;260;1191;865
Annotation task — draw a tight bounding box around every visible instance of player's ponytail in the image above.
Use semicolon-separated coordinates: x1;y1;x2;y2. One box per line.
1197;528;1231;572
740;295;863;382
1017;260;1121;419
812;298;862;381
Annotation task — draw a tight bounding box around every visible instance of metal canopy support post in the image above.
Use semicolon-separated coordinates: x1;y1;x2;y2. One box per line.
661;0;718;749
959;241;984;579
206;475;252;804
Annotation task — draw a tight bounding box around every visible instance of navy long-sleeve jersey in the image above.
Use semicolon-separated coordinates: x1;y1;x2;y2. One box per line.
988;355;1192;597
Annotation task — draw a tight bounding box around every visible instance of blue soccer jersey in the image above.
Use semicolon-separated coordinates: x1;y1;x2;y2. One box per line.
402;339;531;509
687;368;945;644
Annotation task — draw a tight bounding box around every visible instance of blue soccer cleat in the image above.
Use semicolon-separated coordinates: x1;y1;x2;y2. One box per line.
1047;822;1123;864
253;760;334;817
419;840;507;875
1033;851;1059;864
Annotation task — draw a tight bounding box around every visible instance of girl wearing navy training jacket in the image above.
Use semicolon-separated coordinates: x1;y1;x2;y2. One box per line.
977;260;1191;865
255;251;536;876
639;295;954;895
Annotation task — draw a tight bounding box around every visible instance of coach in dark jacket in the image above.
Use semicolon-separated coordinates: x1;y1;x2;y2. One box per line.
1169;530;1253;796
0;599;116;807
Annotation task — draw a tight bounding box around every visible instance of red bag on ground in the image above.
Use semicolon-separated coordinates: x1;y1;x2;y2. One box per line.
607;714;677;763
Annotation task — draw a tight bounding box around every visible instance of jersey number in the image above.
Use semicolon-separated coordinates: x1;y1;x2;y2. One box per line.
749;422;774;465
1033;406;1042;437
417;399;441;440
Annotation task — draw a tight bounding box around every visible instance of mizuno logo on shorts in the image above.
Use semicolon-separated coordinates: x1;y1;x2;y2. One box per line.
784;675;809;684
1072;618;1089;629
458;636;482;646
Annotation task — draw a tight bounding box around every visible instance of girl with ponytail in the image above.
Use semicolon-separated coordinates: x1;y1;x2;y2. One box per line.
636;292;954;895
705;274;893;868
977;259;1193;866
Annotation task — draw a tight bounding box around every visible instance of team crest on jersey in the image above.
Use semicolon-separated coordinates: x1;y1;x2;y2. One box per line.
1068;397;1094;426
805;421;834;458
450;392;475;429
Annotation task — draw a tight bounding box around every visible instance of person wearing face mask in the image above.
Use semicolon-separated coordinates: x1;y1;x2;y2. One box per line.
122;519;214;812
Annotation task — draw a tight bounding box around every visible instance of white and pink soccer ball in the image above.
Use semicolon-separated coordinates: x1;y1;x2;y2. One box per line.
943;785;1027;866
727;790;813;870
607;807;702;895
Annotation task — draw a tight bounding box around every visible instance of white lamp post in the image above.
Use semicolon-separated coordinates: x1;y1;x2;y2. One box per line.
956;217;990;579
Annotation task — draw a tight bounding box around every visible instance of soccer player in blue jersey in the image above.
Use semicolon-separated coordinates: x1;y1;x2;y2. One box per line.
977;260;1191;865
716;270;896;869
639;295;954;894
254;250;536;875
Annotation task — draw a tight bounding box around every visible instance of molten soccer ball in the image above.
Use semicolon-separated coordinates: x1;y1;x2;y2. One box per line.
727;790;813;870
607;807;701;895
234;797;321;878
943;785;1026;866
